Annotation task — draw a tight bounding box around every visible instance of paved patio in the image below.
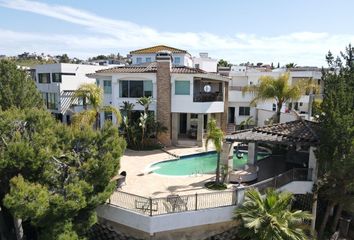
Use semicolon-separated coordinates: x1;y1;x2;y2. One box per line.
113;146;291;199
117;146;223;198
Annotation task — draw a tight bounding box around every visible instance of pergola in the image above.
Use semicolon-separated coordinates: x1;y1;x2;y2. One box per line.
221;119;320;230
221;120;319;177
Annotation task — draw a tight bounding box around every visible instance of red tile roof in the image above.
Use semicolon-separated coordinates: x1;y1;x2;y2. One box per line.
225;120;319;145
95;62;207;74
130;45;188;54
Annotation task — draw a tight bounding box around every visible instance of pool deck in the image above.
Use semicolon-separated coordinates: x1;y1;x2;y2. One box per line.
113;146;287;199
117;146;228;198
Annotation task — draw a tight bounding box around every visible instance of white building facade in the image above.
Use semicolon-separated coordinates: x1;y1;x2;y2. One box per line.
227;67;322;126
92;52;229;147
129;45;193;67
33;63;111;123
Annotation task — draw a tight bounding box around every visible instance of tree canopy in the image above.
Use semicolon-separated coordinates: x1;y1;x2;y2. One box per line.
217;59;232;67
234;188;312;240
0;60;43;110
316;45;354;238
0;108;126;239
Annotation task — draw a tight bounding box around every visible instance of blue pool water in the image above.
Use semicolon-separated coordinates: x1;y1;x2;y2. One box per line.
151;151;269;176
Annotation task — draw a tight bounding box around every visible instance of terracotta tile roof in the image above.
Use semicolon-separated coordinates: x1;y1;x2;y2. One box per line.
95;62;207;74
130;45;188;54
225;120;319;145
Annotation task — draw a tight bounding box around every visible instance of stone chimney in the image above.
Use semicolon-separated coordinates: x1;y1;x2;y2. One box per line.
156;51;172;146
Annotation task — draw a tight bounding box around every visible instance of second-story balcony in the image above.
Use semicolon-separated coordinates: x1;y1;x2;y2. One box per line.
193;79;223;102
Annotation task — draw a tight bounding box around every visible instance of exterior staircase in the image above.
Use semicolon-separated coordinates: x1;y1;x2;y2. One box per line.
227;123;236;134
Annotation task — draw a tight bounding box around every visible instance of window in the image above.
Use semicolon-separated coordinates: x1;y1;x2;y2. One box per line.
174;57;181;65
175;81;190;95
195;64;200;69
146;57;151;62
239;106;250;116
103;80;112;94
96;79;100;86
299;102;303;107
104;111;113;121
42;92;58;110
136;57;142;64
119;80;153;98
52;73;61;83
38;73;50;83
272;103;276;111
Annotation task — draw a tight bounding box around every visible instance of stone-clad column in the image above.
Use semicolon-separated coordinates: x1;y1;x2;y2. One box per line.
156;53;172;146
247;142;257;165
171;113;179;146
197;114;204;147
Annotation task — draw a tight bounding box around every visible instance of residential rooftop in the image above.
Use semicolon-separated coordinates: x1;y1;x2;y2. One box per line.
130;45;189;54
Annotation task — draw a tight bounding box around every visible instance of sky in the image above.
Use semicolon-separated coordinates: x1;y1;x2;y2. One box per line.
0;0;354;67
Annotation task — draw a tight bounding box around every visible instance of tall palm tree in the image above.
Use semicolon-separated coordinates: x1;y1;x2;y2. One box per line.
234;188;312;240
242;73;318;123
72;83;121;129
206;119;224;185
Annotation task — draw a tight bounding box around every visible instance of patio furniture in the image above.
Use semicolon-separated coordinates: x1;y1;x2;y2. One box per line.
166;194;188;212
116;171;127;190
229;164;259;183
135;199;158;213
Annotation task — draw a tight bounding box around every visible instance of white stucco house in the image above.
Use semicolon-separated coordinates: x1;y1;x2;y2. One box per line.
89;51;229;147
227;66;322;127
33;63;112;123
129;45;193;67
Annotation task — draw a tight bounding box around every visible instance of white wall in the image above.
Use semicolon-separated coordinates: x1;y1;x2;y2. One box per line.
97;180;314;235
131;53;193;66
278;181;314;194
193;56;218;72
257;109;298;126
34;63;110;116
171;74;225;113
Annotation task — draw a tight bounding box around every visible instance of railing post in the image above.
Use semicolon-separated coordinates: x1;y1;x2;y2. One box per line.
149;197;153;216
195;193;198;211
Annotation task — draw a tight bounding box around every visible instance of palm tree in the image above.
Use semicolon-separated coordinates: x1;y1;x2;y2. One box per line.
205;119;224;185
286;63;297;69
239;116;255;130
72;83;121;129
242;73;318;123
234;188;312;240
137;96;153;114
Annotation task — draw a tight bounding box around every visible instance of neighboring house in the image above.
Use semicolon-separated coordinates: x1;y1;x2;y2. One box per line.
33;63;112;123
228;66;322;127
90;51;229;147
129;45;193;67
193;53;218;73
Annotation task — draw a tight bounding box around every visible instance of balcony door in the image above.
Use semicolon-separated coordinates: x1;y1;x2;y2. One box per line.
228;107;235;123
179;113;187;134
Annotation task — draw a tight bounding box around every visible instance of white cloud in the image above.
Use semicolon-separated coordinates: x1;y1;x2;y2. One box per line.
0;0;353;66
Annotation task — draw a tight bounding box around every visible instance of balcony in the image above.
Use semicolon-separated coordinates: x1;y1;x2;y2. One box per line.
193;79;223;102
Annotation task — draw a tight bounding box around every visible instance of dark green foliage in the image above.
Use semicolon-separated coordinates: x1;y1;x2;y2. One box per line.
120;97;166;150
217;59;232;67
0;60;43;110
234;188;312;240
0;108;126;239
316;45;354;238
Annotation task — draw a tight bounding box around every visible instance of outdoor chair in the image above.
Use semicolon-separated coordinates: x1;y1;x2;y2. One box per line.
135;199;158;213
166;194;188;212
116;171;127;190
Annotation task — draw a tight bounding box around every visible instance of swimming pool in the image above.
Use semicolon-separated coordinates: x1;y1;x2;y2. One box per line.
151;151;269;176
